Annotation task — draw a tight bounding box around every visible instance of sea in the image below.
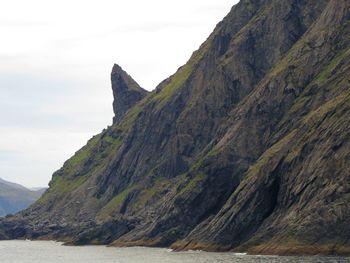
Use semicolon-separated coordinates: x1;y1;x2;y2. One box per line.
0;240;349;263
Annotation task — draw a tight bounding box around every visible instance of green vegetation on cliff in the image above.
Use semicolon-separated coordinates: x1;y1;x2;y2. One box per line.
1;0;350;257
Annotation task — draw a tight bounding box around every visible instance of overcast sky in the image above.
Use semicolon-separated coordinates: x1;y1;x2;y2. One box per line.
0;0;238;188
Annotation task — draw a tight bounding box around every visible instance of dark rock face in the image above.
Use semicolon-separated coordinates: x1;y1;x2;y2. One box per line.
111;64;148;123
1;0;350;256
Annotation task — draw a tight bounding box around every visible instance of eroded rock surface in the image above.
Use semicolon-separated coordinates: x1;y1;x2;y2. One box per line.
1;0;350;256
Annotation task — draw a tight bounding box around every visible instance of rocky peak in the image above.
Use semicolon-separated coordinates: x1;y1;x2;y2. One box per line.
111;64;148;123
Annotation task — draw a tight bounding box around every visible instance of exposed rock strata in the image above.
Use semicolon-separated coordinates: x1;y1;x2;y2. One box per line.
1;0;350;256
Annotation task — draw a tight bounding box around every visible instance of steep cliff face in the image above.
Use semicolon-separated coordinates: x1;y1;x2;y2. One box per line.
1;0;350;256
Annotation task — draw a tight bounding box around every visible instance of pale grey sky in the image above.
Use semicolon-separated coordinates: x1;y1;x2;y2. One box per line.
0;0;238;188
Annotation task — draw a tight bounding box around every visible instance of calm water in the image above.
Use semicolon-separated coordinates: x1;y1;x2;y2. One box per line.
0;240;349;263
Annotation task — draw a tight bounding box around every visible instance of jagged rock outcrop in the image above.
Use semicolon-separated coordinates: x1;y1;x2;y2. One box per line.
111;64;148;123
1;0;350;256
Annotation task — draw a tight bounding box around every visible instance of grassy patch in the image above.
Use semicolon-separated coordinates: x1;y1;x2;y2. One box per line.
232;130;297;196
49;176;88;194
62;135;101;175
96;185;139;222
191;146;222;171
119;101;144;131
179;173;207;196
247;130;296;177
39;131;124;204
277;47;350;130
38;175;89;204
314;48;350;85
302;92;349;125
152;43;210;109
131;177;170;210
61;131;123;177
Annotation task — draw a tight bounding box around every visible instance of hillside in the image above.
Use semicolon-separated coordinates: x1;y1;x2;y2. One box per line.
1;0;350;256
0;178;45;217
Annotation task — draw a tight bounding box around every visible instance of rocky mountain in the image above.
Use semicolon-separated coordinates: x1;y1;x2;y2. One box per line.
1;0;350;256
111;64;149;123
0;178;45;217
